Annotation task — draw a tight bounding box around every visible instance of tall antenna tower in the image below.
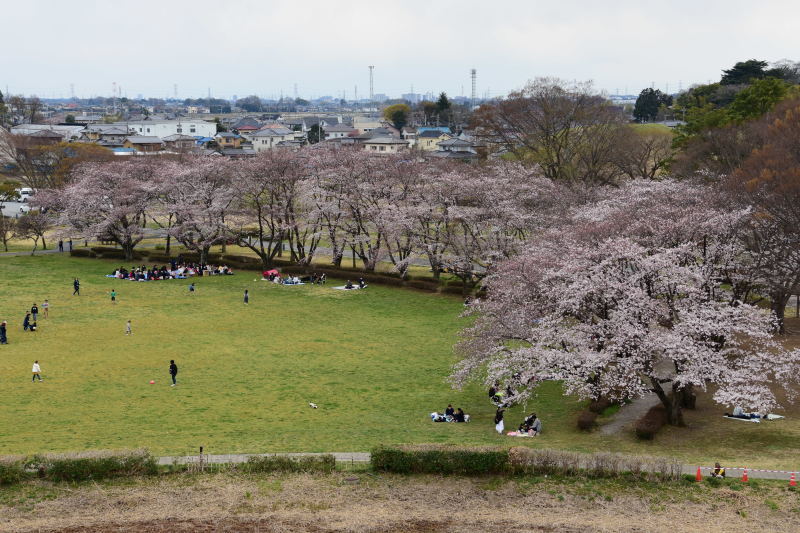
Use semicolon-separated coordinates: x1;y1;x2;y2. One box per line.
173;84;178;99
354;85;358;102
112;81;117;112
368;65;375;101
470;68;477;108
294;83;298;99
70;83;75;99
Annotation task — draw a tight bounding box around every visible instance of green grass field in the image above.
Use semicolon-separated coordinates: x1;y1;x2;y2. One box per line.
1;255;799;470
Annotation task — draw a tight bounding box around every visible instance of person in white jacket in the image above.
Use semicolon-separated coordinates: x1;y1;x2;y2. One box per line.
32;360;43;382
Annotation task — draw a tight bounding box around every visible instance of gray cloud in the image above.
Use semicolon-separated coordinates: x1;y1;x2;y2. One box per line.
3;0;799;98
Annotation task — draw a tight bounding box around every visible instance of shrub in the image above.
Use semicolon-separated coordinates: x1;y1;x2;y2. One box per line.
577;410;598;431
240;454;335;474
371;445;509;475
28;449;158;482
508;448;682;481
588;397;612;414
0;459;27;485
635;404;668;440
441;285;466;295
222;254;261;265
90;246;119;254
69;249;96;258
405;280;439;292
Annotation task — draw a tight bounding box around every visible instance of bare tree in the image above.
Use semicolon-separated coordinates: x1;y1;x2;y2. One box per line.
472;77;628;184
14;211;53;254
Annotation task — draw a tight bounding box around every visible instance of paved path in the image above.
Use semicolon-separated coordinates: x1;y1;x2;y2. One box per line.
156;452;796;481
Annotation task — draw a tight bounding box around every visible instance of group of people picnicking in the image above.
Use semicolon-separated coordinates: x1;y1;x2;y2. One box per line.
110;261;234;281
262;270;328;285
431;404;469;423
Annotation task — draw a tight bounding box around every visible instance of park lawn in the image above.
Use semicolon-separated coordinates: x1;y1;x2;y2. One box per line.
1;255;799;470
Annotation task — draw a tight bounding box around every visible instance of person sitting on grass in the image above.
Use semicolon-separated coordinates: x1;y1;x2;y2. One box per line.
444;404;455;417
23;312;32;331
345;280;354;289
711;462;726;478
454;408;466;423
359;277;366;289
519;413;542;436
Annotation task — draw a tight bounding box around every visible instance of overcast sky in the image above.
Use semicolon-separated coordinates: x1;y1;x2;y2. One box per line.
3;0;799;100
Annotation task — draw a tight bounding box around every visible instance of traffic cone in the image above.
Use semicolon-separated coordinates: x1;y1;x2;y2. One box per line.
741;468;748;482
696;467;702;482
790;472;797;487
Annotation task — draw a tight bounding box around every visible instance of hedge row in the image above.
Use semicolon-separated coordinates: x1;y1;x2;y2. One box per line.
371;445;509;475
239;454;335;474
70;249;479;296
0;450;158;484
371;445;683;481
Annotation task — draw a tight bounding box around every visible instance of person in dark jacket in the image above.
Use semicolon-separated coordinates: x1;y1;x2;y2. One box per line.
73;278;80;295
444;404;455;417
0;321;7;344
494;407;505;434
23;312;31;331
169;360;178;386
31;303;39;322
454;408;466;422
244;289;249;304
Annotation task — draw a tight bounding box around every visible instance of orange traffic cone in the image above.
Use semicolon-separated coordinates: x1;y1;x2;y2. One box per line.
790;472;797;487
696;467;703;482
741;468;748;482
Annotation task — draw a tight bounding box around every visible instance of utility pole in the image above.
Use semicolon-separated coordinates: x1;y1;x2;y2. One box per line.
368;65;374;102
470;68;477;108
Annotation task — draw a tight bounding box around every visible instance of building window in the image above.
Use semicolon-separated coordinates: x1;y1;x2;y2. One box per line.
146;128;150;133
190;127;196;133
177;128;182;133
380;146;385;151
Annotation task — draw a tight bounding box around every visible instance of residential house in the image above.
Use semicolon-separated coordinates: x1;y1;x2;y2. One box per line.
123;136;165;153
362;137;409;154
81;124;132;146
353;115;383;134
431;137;479;160
221;147;256;159
231;116;262;135
250;126;297;152
122;119;216;138
324;123;358;140
416;129;452;151
10;124;85;142
162;134;198;152
215;132;243;149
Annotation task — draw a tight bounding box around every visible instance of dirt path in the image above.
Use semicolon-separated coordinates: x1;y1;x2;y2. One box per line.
599;393;662;436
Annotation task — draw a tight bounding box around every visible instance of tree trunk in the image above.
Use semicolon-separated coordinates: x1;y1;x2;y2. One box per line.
41;235;47;250
200;246;209;266
165;233;171;255
122;241;134;261
680;384;697;410
651;378;685;426
771;290;790;334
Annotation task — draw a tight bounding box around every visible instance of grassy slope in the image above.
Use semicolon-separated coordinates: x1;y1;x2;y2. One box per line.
1;255;799;469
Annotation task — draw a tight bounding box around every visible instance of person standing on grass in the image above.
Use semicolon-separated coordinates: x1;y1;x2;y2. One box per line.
73;278;80;295
42;300;49;319
32;360;42;382
110;289;117;304
244;289;249;304
23;312;31;331
31;303;39;322
68;239;73;251
0;321;7;344
169;360;178;386
58;240;64;252
125;320;132;335
494;407;505;434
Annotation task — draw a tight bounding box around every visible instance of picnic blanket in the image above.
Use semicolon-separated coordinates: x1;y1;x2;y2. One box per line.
724;414;784;423
506;431;537;437
430;412;470;423
333;285;364;291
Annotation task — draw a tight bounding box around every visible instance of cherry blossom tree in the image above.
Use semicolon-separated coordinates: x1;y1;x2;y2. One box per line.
452;179;800;425
164;156;235;265
39;159;161;260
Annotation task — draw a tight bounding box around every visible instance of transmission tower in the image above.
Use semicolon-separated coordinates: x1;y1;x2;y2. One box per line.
470;68;477;108
368;65;374;101
174;84;178;99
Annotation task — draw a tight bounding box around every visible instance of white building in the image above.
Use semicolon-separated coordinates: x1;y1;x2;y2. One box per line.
250;126;297;152
9;124;85;142
116;119;216;138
